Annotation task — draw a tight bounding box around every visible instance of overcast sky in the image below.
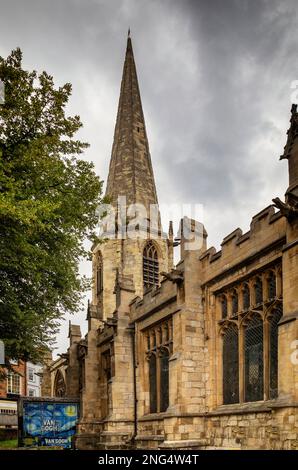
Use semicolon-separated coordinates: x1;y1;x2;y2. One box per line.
1;0;297;355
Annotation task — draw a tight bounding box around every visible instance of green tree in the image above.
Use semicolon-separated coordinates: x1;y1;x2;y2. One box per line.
0;49;103;362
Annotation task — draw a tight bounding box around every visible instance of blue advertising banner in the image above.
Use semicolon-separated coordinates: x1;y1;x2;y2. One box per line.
21;401;79;449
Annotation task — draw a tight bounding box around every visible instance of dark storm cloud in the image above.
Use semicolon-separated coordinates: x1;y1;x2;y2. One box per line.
0;0;297;351
137;0;296;239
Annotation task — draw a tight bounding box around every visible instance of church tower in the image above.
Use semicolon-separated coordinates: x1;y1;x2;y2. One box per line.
76;34;172;448
89;33;172;325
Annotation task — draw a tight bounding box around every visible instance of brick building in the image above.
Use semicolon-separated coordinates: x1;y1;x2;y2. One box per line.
0;360;27;429
0;360;27;399
42;34;298;450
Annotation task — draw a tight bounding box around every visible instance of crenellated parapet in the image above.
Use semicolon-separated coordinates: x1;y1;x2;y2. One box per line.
199;205;286;283
129;274;179;324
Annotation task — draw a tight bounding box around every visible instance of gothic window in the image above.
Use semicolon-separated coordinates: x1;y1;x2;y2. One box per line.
223;324;239;404
269;306;283;399
54;370;66;397
149;354;157;413
159;348;170;412
232;289;238;315
218;264;282;405
143;241;159;289
221;295;228;319
102;350;113;419
244;315;264;402
146;318;172;414
243;283;250;311
96;252;103;296
267;271;276;301
254;277;263;305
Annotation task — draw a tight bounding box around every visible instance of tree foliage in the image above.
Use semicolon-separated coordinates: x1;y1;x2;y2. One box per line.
0;49;103;362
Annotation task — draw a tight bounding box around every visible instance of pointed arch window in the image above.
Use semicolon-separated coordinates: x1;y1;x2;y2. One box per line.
146;318;172;414
223;324;239;404
267;271;276;301
232;289;238;315
159;348;170;412
243;283;250;311
149;354;157;413
254;277;263;305
54;370;66;397
218;263;282;405
269;306;283;398
244;315;264;402
221;295;228;319
102;349;112;418
143;241;159;289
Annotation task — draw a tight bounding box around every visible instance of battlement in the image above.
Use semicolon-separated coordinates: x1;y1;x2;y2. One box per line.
199;205;286;280
129;275;178;324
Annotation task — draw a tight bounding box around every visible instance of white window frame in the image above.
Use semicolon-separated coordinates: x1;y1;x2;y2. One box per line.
7;372;21;395
28;368;35;382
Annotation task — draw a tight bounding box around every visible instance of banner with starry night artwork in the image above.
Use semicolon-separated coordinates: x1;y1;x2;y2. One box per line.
19;400;79;449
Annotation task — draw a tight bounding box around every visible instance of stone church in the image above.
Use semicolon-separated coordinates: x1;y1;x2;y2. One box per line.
42;35;298;450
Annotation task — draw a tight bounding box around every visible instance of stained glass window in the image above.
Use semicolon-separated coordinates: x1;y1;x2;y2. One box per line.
243;284;250;311
244;316;264;402
269;307;283;398
223;325;239;404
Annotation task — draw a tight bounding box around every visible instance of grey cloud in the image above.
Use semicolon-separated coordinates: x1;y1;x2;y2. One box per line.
0;0;296;353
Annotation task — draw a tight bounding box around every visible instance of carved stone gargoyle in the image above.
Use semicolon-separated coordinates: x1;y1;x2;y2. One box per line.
272;194;298;221
160;269;184;284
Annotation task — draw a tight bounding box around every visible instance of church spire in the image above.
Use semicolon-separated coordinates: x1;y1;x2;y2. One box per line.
105;34;159;214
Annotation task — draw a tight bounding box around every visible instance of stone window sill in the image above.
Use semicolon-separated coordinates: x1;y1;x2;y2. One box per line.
210;399;298;416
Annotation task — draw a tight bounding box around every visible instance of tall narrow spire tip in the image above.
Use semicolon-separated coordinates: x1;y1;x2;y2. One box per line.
105;29;159;209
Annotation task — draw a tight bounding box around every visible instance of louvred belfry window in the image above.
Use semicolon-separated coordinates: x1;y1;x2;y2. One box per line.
143;241;159;289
